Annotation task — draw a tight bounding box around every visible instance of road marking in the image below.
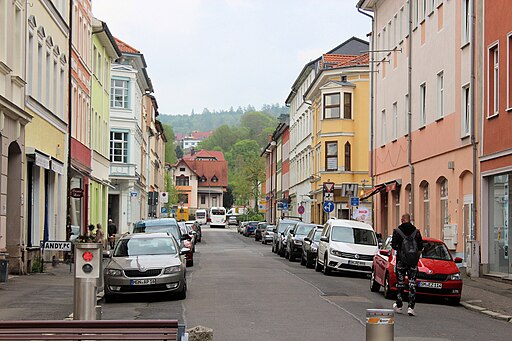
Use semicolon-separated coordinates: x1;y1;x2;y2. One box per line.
283;269;365;327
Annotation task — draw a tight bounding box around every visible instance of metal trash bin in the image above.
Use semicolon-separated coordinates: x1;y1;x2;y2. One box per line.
0;259;8;283
366;309;394;341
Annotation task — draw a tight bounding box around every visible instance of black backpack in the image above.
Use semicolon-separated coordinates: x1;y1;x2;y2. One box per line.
396;228;419;267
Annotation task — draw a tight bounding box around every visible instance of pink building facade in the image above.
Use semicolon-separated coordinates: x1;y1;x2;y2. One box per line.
358;0;482;264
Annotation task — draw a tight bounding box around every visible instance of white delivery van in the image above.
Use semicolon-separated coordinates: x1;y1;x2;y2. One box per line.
209;207;227;228
316;219;378;275
195;209;207;225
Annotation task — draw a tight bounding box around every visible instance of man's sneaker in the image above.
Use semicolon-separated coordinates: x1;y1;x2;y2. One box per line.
393;303;403;314
407;307;416;316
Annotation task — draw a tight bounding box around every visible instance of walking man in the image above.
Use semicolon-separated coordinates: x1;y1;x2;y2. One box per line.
391;213;423;316
107;219;117;249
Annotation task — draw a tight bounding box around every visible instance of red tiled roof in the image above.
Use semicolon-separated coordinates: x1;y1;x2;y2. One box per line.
190;131;212;140
323;54;358;65
334;52;370;67
175;133;187;141
114;37;140;54
179;159;228;187
183;150;225;161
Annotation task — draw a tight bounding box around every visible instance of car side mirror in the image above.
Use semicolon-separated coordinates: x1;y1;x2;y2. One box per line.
191;231;197;235
304;237;310;243
290;231;295;236
180;248;190;255
379;249;390;256
454;257;463;264
181;235;191;241
103;250;112;258
320;236;329;242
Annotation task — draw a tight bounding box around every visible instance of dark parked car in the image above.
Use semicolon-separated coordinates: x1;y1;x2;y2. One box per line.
301;226;323;268
278;222;299;257
243;221;259;237
254;222;268;242
285;222;319;261
272;218;301;254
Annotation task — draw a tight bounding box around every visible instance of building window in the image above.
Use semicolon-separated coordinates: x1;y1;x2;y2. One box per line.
343;93;352;119
28;33;34;95
462;85;470;136
324;93;340;119
437;71;444;118
399;7;404;41
420;0;426;21
462;0;470;44
413;0;419;27
110;78;129;109
201;195;206;205
489;45;499;116
325;141;338;171
392;102;398;139
110;131;128;163
176;176;189;186
420;83;427;126
381;109;387;144
440;178;448;227
488;174;509;274
344;142;351;171
46;51;51;107
178;193;189;204
388;21;392;49
422;183;430;237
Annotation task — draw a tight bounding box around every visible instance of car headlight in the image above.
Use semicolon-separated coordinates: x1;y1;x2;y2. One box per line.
164;266;182;274
293;239;303;245
105;268;123;277
330;248;343;257
448;273;461;280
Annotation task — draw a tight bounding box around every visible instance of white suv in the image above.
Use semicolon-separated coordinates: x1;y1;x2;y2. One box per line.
316;219;378;276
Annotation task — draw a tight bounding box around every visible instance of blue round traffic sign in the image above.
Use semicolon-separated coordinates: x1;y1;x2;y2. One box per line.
323;201;334;213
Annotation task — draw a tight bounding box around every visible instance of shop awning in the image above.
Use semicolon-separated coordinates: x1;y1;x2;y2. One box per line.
360;180;401;200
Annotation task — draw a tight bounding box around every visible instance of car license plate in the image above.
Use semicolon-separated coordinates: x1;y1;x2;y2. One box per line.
418;281;442;289
348;260;365;266
130;279;156;286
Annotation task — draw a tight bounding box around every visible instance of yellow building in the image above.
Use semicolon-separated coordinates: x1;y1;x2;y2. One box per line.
305;53;371;225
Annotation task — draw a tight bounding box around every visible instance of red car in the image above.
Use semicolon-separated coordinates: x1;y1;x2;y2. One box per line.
370;236;463;305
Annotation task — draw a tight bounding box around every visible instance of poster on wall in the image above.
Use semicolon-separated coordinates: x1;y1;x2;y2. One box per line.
352;204;372;226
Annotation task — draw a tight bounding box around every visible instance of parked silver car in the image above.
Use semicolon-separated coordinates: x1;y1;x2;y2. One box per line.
261;225;275;244
103;233;188;302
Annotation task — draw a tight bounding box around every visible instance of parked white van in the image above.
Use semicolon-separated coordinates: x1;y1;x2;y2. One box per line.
209;207;227;228
316;219;378;275
195;209;207;225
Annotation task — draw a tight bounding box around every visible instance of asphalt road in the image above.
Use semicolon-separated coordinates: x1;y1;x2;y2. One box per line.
101;226;512;341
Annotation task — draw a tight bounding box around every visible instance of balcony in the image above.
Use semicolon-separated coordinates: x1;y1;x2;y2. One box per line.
110;163;138;180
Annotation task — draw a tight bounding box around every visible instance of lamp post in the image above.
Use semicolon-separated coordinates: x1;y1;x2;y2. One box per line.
211;175;218;207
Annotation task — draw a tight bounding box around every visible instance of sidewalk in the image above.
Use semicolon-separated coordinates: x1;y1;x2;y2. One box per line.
461;273;512;322
1;262;512;323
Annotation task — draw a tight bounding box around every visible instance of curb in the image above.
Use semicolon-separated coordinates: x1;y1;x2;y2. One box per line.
461;301;512;323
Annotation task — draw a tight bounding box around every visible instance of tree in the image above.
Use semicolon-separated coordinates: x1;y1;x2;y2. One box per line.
175;145;184;159
163;124;177;164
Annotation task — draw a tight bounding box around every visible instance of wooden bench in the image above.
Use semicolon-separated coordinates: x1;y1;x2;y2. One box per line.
0;320;187;340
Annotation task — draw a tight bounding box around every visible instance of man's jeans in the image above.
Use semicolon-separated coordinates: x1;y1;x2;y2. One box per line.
395;260;418;309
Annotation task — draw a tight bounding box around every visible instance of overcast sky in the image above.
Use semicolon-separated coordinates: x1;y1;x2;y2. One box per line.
93;0;370;115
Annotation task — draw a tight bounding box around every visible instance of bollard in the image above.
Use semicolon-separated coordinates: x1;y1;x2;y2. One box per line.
366;309;394;341
0;259;8;283
73;243;101;320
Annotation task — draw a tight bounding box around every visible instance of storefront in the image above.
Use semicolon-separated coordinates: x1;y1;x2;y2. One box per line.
486;173;511;276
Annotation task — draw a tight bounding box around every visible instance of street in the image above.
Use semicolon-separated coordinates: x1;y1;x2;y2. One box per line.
100;226;512;341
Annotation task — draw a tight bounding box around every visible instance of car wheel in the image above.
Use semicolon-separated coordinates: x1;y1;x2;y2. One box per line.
448;297;461;306
315;257;322;272
383;273;394;299
187;259;194;267
370;270;381;292
176;282;187;300
272;244;275;253
289;251;295;262
300;254;306;266
322;254;332;275
306;254;314;268
284;249;289;259
104;292;116;303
